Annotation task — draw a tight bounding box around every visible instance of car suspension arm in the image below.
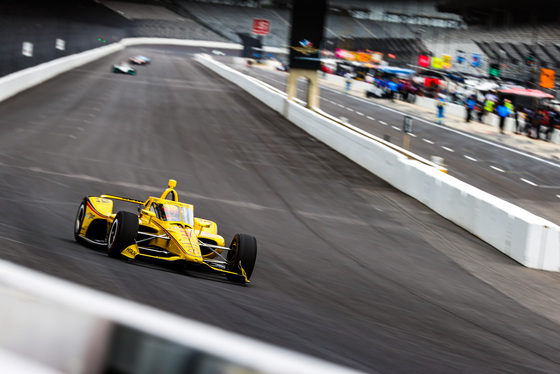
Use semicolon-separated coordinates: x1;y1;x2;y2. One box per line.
136;232;170;244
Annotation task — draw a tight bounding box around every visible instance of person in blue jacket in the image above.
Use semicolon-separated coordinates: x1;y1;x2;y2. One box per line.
465;95;476;122
496;100;512;134
387;80;399;101
436;96;446;124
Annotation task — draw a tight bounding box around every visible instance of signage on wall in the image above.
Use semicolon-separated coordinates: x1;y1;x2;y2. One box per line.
442;54;452;69
56;39;65;51
252;19;270;35
288;0;326;70
418;55;430;67
472;53;482;67
22;42;33;57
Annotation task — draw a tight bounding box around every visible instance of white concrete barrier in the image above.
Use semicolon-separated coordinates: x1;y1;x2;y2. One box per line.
0;260;364;374
0;43;123;103
195;54;560;272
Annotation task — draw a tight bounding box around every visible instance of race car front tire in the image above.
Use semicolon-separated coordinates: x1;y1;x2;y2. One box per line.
107;211;138;259
74;199;87;243
226;234;257;283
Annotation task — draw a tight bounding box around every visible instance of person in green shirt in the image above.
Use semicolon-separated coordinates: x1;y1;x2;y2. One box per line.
484;98;496;114
504;99;514;112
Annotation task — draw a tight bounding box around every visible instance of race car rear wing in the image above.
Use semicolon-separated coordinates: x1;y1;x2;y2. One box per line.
100;194;145;205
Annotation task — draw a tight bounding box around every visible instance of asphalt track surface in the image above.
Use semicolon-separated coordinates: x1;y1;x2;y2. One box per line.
2;45;560;373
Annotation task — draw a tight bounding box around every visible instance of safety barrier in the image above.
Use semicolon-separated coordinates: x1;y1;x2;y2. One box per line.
0;260;363;374
195;53;560;272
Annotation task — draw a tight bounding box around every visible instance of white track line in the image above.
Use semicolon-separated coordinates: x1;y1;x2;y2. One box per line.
520;178;537;186
441;146;454;152
423;139;434;144
490;165;505;173
464;155;478;162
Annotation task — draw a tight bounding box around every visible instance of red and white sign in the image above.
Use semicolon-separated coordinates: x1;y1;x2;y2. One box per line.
252;19;270;35
418;55;430;67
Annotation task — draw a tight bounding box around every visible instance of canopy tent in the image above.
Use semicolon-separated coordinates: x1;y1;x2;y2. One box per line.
498;88;553;98
498;87;554;108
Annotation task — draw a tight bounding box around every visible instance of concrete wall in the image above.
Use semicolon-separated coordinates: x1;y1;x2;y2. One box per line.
0;260;363;374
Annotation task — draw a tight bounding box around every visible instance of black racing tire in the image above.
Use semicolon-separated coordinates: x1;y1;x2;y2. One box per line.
74;198;88;243
226;234;257;283
107;211;138;259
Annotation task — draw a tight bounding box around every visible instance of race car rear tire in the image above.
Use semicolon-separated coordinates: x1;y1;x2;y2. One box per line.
107;211;138;259
74;199;87;243
226;234;257;283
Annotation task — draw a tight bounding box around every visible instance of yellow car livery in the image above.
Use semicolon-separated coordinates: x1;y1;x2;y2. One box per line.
74;179;257;283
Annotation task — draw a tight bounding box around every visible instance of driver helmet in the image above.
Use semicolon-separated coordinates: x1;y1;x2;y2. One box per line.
164;204;181;221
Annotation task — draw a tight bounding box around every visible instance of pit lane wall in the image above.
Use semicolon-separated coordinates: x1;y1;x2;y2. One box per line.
195;53;560;272
0;259;364;374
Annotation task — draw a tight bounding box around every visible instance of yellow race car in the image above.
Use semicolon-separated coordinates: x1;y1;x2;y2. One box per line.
73;180;257;283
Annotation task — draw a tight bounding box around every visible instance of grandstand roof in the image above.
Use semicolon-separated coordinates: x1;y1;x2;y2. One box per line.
437;0;560;26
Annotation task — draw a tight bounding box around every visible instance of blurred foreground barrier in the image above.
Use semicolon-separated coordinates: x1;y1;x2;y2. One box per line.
0;260;364;374
195;53;560;272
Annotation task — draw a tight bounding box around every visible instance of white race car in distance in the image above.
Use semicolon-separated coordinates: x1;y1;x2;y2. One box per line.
129;55;151;65
112;61;136;75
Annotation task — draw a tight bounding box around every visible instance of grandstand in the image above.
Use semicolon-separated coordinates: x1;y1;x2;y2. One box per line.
0;0;129;77
174;0;457;66
3;0;560;92
100;1;229;41
176;2;291;47
97;1;560;87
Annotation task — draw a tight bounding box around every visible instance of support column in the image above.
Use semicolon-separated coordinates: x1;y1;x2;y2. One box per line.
286;68;320;109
